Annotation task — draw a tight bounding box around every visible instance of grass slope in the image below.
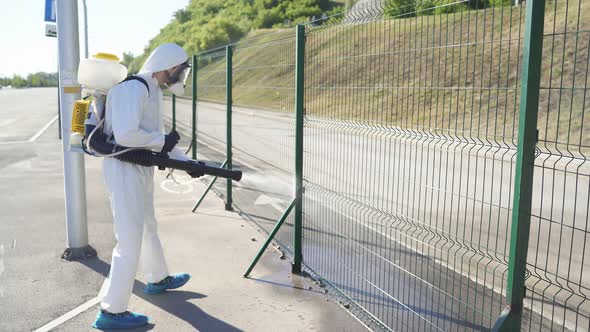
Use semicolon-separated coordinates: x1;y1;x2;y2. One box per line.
195;1;590;150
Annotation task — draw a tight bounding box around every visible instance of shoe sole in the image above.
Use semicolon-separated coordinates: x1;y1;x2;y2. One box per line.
143;277;190;295
92;322;148;329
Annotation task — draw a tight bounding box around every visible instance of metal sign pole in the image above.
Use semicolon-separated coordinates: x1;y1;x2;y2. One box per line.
82;0;89;59
57;68;61;139
56;0;95;260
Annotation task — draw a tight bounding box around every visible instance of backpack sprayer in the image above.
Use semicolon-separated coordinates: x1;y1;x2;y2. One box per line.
70;53;242;182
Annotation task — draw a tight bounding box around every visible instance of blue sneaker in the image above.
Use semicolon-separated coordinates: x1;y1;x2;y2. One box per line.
144;273;191;295
91;310;149;329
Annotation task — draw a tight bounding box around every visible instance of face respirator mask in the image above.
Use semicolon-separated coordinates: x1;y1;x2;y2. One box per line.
164;62;191;96
168;82;186;95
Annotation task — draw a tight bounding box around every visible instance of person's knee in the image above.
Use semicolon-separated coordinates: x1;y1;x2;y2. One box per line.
143;222;159;237
114;233;143;256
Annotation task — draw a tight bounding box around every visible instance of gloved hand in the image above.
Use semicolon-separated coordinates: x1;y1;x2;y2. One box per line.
186;160;205;178
162;130;180;154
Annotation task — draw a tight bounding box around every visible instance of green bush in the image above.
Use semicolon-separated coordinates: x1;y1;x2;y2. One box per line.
254;7;284;28
198;17;244;50
385;0;418;17
433;0;468;14
174;9;192;23
415;0;437;15
487;0;511;7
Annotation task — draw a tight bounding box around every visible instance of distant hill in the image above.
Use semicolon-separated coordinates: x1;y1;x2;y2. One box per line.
126;0;343;73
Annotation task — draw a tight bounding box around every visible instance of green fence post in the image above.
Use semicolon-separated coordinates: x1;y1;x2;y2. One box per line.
292;24;305;274
191;54;198;160
492;0;546;331
225;45;233;211
172;94;176;131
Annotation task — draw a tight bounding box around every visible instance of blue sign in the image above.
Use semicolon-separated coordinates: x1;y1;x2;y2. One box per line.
45;0;56;22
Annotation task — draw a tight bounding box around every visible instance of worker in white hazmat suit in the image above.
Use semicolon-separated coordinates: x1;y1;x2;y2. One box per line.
92;43;201;330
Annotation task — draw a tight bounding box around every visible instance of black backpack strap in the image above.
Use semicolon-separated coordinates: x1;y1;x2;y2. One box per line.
120;75;150;95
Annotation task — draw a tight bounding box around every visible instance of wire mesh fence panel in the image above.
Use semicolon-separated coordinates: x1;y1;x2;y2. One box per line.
230;31;297;252
302;1;528;330
524;1;590;331
178;0;590;330
191;31;298;254
187;51;231;204
232;31;297;175
195;50;227;150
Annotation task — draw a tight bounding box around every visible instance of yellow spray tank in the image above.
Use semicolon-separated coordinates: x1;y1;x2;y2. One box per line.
78;53;128;94
69;99;91;149
70;53;128;151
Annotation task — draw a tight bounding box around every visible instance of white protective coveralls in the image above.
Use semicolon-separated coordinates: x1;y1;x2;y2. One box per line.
100;44;190;313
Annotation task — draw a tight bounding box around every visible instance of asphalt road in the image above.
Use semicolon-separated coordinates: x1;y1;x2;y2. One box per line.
167;97;582;331
0;87;117;331
0;88;60;143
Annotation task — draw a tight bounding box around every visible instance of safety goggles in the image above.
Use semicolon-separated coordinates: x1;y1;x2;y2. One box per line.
167;61;191;86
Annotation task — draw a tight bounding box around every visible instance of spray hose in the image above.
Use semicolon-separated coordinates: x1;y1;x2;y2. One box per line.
84;124;242;181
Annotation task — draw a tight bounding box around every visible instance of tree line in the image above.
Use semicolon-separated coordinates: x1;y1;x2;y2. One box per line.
0;72;58;88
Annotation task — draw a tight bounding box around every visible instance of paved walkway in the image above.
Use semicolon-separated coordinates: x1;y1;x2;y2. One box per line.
0;88;366;332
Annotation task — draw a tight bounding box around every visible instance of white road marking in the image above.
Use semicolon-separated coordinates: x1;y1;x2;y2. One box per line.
33;296;100;332
29;115;59;142
0;115;59;145
0;119;17;128
0;140;28;145
159;177;200;194
254;194;285;212
0;244;4;298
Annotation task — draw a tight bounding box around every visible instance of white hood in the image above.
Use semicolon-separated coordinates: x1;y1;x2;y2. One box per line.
139;43;188;74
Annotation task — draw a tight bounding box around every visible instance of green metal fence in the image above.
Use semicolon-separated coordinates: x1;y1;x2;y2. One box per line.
522;1;590;330
190;30;298;256
304;2;522;330
169;0;590;330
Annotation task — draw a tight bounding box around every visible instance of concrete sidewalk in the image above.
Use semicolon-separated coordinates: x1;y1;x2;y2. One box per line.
58;169;367;332
0;93;366;331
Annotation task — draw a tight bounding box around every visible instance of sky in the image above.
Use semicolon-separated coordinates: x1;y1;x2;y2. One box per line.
0;0;189;77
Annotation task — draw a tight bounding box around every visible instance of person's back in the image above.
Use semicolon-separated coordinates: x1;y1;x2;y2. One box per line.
104;74;163;152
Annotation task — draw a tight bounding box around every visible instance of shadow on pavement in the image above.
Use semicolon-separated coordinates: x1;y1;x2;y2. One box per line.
245;276;323;294
80;257;244;332
332;281;492;332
